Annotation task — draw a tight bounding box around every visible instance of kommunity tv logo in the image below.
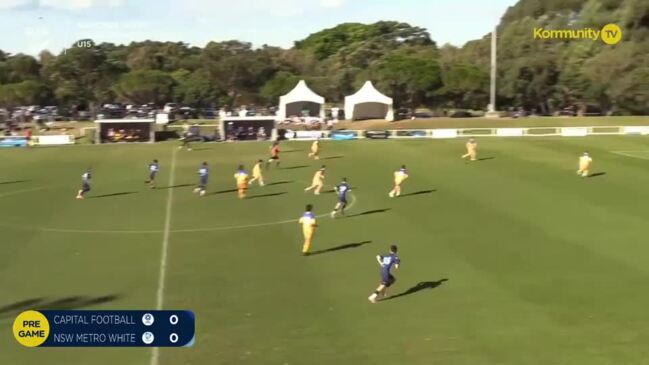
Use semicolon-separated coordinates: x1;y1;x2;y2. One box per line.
533;24;622;45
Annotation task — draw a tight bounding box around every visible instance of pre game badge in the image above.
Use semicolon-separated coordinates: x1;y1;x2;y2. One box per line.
13;310;50;347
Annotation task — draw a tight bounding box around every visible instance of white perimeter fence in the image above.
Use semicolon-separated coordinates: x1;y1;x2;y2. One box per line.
291;126;649;140
71;125;649;143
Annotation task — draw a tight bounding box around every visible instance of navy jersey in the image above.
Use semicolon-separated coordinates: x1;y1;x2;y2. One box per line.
379;253;400;274
81;171;91;191
335;181;350;202
198;166;209;177
149;162;160;173
149;162;160;178
198;166;209;185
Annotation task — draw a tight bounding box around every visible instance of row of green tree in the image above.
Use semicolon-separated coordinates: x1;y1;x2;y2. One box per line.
0;0;647;115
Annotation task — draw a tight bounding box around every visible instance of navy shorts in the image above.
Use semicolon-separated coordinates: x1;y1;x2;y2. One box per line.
381;271;396;287
149;172;157;180
338;197;347;204
199;177;208;187
81;183;91;193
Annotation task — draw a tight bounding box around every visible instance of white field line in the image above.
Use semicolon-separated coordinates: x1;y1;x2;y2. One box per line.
611;150;649;160
150;147;177;365
170;191;357;233
0;186;46;198
0;182;357;234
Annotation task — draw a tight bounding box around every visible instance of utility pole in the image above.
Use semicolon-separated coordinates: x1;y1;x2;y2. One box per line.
487;26;500;118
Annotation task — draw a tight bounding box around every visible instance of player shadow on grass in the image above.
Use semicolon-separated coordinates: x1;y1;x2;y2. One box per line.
321;155;344;160
398;189;436;198
347;208;390;218
265;180;294;186
157;183;194;190
209;188;239;195
309;240;372;256
478;157;495;161
0;179;30;185
0;295;120;318
247;192;288;199
588;172;607;178
281;165;309;170
382;279;448;301
88;191;138;199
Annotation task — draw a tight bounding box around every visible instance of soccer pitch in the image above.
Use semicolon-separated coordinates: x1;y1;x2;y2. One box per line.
2;136;649;365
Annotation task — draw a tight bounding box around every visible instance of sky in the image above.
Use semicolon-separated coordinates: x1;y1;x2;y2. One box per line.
0;0;518;55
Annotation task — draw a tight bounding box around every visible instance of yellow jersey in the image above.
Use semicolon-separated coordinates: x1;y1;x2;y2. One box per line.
252;163;262;177
579;155;592;169
466;141;477;151
311;141;319;152
312;170;325;185
234;170;249;185
298;212;317;234
394;169;408;184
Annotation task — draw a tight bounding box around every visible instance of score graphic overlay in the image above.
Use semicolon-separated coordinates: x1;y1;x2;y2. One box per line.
13;310;194;347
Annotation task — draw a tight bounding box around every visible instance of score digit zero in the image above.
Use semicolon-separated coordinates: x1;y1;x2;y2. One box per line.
170;315;179;325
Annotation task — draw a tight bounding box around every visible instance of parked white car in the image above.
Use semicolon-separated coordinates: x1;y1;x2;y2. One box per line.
163;103;178;113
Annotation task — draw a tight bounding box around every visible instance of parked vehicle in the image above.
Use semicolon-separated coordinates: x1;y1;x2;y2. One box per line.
200;108;216;119
450;110;474;118
163;103;179;113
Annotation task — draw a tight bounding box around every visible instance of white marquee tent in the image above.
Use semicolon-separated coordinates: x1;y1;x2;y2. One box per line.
344;81;394;121
277;80;325;120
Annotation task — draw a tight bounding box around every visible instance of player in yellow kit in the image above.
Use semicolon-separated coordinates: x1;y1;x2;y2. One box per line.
576;152;592;177
388;165;408;198
248;159;265;187
233;165;249;199
308;139;320;160
298;204;317;256
461;138;478;161
304;165;325;195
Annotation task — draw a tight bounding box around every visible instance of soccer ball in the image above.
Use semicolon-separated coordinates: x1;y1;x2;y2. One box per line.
200;190;206;196
193;188;200;194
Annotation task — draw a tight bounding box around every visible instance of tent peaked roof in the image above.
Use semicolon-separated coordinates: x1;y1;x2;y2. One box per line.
345;81;392;104
280;80;324;104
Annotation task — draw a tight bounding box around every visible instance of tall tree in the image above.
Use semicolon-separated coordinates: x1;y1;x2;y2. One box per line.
0;80;50;108
368;50;442;111
174;69;221;107
41;41;122;112
260;71;300;104
201;41;277;106
296;21;434;60
437;63;489;109
113;69;175;105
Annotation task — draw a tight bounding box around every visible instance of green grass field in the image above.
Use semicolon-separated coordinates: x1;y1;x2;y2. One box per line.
1;134;649;365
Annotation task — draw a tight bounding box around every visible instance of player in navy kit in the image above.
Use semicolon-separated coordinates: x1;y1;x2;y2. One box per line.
75;168;92;199
193;162;209;196
368;245;400;303
330;177;351;218
145;159;160;188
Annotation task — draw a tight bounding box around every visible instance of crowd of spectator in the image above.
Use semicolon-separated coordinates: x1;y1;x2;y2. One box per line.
225;125;269;141
105;128;144;142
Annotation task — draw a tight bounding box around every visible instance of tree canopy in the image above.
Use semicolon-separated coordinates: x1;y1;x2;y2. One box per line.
0;0;647;115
